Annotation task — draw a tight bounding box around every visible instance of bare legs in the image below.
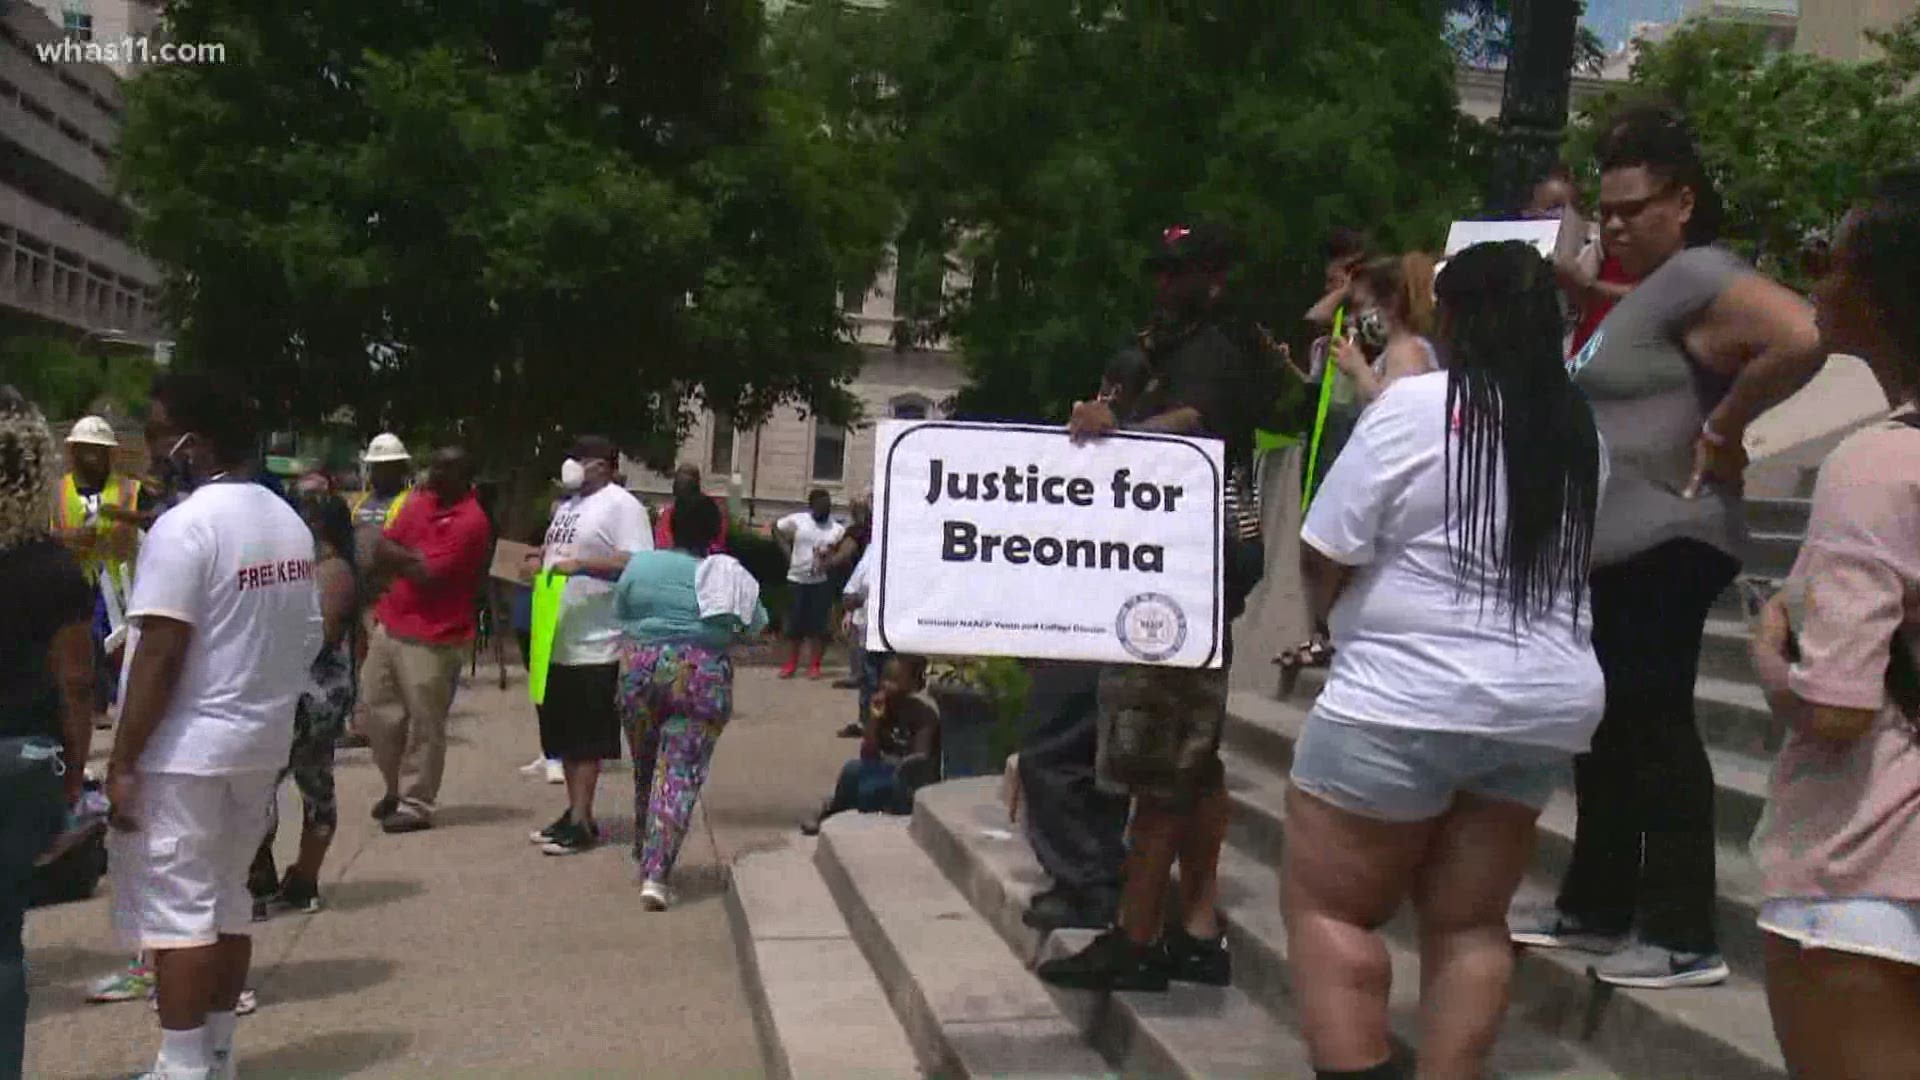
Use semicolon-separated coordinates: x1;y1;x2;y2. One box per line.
562;759;601;834
1283;786;1538;1080
1765;933;1920;1080
1116;785;1232;945
152;935;250;1032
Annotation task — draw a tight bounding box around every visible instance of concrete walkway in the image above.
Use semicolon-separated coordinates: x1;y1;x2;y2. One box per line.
26;665;865;1078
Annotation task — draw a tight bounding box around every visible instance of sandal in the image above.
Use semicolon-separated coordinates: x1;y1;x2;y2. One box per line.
1273;637;1334;669
1274;636;1333;699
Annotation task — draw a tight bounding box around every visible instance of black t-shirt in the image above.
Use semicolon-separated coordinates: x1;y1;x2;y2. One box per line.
0;539;95;740
1132;319;1257;463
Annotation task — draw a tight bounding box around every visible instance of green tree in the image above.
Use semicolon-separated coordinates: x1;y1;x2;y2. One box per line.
1445;0;1608;74
0;336;153;421
1567;13;1920;286
813;0;1484;425
117;1;894;519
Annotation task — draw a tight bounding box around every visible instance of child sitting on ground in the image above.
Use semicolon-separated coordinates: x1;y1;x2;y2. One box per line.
802;655;941;834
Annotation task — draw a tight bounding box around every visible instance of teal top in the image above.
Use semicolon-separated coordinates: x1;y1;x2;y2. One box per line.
613;549;767;651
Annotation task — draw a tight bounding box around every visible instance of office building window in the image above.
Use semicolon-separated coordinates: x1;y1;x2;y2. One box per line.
63;6;94;41
889;395;932;420
709;412;735;476
812;421;846;483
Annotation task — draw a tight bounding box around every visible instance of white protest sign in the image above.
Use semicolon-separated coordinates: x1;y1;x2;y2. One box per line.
1444;218;1568;261
869;420;1224;668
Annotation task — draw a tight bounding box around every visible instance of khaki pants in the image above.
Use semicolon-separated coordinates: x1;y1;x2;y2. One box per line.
361;622;466;820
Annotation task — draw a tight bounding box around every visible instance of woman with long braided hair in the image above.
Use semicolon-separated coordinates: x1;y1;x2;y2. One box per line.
1280;241;1605;1080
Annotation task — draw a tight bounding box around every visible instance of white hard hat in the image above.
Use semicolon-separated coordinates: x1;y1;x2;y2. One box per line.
362;433;411;463
66;416;118;448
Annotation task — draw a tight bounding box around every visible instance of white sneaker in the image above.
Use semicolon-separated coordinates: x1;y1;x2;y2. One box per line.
518;756;547;776
132;1061;212;1080
640;880;673;911
543;759;564;784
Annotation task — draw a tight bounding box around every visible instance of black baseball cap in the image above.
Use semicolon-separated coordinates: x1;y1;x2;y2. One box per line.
1145;222;1239;272
568;434;619;465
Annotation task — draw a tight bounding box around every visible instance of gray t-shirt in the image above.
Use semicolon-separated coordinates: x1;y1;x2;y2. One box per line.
1569;246;1749;567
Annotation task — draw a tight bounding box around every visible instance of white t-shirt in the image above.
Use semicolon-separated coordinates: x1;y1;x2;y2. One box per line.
842;547;875;635
778;511;846;585
543;484;652;666
1300;372;1607;752
121;482;323;776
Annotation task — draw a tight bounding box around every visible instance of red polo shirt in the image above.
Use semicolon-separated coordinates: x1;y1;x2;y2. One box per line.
374;487;492;645
652;495;730;554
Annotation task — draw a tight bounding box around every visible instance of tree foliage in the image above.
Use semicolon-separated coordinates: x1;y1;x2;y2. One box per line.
0;336;153;422
1446;0;1608;75
787;0;1485;425
1568;12;1920;286
118;1;893;485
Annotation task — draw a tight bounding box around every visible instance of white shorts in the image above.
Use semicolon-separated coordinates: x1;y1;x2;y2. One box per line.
109;770;278;951
1760;898;1920;967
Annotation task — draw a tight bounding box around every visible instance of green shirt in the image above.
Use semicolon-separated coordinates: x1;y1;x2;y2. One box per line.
613;550;767;650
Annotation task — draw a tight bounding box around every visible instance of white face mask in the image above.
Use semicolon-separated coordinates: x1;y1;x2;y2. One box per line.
560;458;586;491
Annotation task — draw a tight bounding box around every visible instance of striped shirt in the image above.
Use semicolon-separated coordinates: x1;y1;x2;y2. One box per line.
1224;464;1261;542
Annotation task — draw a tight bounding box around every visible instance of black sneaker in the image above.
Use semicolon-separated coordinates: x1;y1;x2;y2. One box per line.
1163;926;1231;986
382;812;431;834
1036;928;1168;992
1023;888;1112;933
370;795;399;821
541;821;597;856
530;810;572;845
278;870;323;914
835;722;864;739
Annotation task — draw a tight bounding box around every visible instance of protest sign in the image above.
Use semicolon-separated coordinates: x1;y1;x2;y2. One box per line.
1443;217;1567;260
526;569;566;704
489;540;539;585
869;420;1224;668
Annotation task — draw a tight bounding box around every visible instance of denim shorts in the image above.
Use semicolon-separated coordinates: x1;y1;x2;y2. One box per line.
1760;898;1920;967
1289;711;1572;824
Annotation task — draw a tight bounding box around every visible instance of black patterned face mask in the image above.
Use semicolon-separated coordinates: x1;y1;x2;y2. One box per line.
1356;308;1390;349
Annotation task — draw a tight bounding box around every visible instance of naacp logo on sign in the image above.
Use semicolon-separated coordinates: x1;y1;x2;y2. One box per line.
1115;592;1187;662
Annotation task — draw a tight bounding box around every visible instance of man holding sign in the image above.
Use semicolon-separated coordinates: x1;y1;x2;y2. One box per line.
1033;222;1250;993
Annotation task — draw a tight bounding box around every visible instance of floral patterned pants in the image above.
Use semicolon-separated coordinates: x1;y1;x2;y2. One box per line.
616;639;734;885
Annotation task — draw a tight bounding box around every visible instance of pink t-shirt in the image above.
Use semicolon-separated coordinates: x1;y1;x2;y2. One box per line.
1754;415;1920;900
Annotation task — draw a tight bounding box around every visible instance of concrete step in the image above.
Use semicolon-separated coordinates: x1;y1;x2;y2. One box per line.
1699;617;1755;685
727;840;926;1080
814;813;1113;1078
1223;692;1773;977
1744;497;1812;537
1199;757;1785;1080
1696;675;1784;757
914;780;1627;1079
1743;531;1803;580
907;787;1316;1078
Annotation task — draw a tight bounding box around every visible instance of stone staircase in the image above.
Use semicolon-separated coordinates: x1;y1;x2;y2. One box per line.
727;497;1813;1079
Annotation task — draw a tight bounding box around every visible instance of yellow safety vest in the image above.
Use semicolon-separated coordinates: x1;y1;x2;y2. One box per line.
351;487;412;529
55;473;140;596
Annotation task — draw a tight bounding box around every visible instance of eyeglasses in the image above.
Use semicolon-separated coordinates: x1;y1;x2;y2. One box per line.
1597;185;1675;225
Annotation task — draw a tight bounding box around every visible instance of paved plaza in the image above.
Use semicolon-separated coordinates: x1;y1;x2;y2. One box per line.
25;665;862;1078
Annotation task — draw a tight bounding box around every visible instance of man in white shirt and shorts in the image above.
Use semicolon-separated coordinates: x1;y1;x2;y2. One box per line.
774;489;845;681
106;374;322;1080
528;435;652;855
